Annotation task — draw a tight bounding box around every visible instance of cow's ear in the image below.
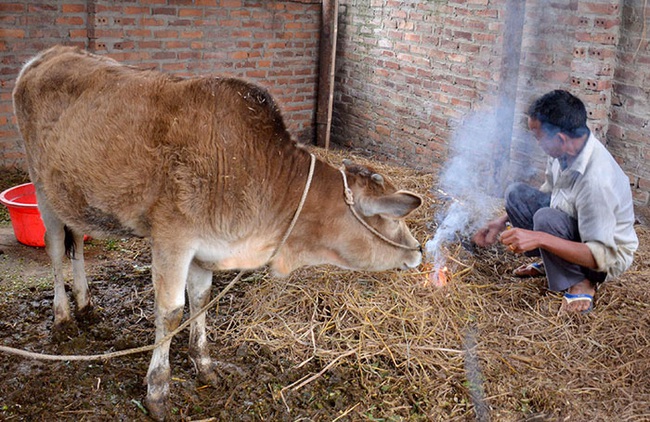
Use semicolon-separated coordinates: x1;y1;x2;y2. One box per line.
359;190;422;218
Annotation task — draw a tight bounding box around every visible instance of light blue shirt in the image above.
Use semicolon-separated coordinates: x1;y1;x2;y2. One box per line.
540;133;638;279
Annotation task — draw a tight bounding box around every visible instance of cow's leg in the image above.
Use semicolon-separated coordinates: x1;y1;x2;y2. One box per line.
186;262;244;387
36;190;74;332
70;230;92;318
186;261;214;381
145;243;192;421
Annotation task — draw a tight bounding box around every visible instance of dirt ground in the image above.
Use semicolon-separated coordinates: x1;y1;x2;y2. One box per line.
0;162;648;422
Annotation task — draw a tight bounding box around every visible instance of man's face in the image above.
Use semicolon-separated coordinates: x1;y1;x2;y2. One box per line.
528;117;564;158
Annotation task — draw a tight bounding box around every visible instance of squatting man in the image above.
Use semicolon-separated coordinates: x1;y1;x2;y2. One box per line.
472;90;638;314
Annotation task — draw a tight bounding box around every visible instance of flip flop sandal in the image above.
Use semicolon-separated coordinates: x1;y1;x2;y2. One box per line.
513;261;545;278
563;293;594;314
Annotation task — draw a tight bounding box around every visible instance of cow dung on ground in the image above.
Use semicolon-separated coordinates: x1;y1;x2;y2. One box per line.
0;148;649;421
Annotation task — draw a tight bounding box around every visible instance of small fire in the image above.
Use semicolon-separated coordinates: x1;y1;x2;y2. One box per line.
422;263;449;288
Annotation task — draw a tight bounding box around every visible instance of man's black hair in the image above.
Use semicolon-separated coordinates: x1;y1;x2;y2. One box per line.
527;90;590;138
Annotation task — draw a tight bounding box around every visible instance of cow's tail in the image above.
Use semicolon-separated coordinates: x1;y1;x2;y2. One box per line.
64;225;76;260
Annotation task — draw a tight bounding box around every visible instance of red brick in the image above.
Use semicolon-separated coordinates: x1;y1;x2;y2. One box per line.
125;7;150;14
162;62;187;71
404;33;421;42
594;17;620;30
230;51;248;59
69;29;87;38
245;70;267;78
579;2;620;15
165;40;190;49
0;29;25;38
28;3;57;12
141;18;165;26
62;4;85;13
138;40;162;49
576;32;617;45
178;51;201;60
127;29;153;37
179;8;203;17
376;125;391;136
152;7;176;16
0;3;25;12
153;30;179;38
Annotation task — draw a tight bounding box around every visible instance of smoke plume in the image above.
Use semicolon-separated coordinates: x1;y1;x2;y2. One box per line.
424;109;506;272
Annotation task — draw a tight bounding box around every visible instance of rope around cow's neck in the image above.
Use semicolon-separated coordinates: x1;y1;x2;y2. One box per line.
0;153;317;362
268;153;316;262
338;168;421;251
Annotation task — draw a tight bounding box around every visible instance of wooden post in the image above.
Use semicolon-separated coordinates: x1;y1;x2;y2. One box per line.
491;0;526;195
315;0;338;150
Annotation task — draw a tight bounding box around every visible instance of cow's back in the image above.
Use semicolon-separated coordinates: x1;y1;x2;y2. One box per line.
13;46;303;239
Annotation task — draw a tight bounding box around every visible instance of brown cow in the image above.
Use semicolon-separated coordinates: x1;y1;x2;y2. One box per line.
13;45;422;420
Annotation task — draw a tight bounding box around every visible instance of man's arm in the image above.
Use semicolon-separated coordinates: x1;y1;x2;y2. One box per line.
500;228;598;269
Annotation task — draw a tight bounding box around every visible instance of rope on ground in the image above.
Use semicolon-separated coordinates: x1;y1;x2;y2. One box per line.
0;270;246;361
0;152;318;362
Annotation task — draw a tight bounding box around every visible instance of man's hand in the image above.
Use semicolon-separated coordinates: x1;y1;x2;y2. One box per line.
500;227;540;254
472;215;509;247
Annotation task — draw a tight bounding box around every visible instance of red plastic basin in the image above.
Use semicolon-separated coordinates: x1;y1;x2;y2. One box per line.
0;182;46;247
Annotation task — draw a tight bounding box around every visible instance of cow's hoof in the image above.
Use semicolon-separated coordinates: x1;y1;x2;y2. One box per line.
198;360;245;388
144;396;168;421
52;319;79;342
76;305;101;327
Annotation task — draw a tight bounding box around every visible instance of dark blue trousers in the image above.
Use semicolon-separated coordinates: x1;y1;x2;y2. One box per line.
504;183;606;291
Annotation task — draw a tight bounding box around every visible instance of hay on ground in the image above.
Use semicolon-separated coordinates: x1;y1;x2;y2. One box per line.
211;148;650;421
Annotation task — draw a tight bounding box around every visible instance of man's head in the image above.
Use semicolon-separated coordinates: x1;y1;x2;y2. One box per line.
527;90;589;138
527;90;590;158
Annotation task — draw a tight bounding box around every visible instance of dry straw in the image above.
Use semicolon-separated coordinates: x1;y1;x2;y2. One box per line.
210;148;649;421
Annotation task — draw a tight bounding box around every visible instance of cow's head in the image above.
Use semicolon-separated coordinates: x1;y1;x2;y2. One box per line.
339;159;422;268
272;160;423;276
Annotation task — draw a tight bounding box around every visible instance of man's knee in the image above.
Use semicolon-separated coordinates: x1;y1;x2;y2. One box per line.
533;207;574;238
533;207;555;230
504;182;529;207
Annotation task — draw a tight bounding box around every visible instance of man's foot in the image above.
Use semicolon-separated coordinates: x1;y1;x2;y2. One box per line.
513;261;545;278
560;279;596;314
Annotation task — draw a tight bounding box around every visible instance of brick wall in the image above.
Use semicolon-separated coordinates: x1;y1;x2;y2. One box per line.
608;0;650;205
0;0;321;168
0;2;88;165
2;0;649;205
332;0;504;171
331;0;650;205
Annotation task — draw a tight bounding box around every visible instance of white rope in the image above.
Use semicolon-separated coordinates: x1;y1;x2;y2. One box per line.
0;271;244;361
268;153;316;262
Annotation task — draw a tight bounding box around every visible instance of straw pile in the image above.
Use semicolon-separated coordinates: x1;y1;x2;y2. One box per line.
210;147;650;421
